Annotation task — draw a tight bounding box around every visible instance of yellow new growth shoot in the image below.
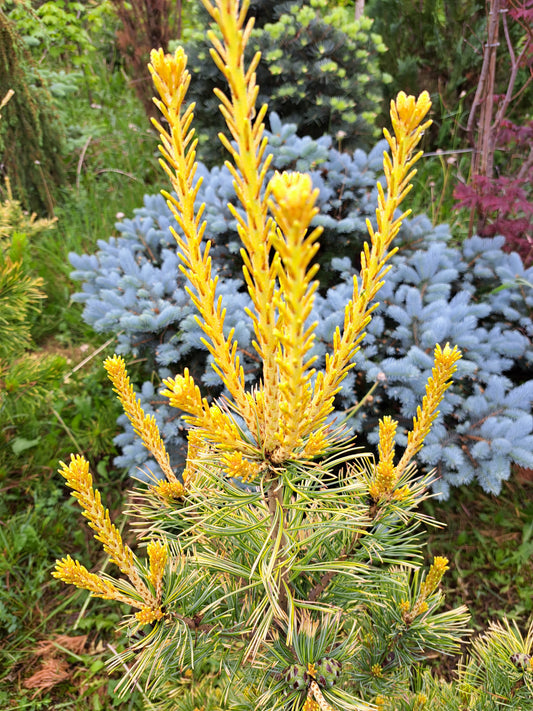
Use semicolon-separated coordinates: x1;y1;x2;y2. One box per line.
269;171;322;460
302;92;432;440
53;555;139;607
368;416;398;501
145;0;435;482
422;556;450;597
148;45;255;431
402;556;450;622
204;0;282;453
370;343;462;499
53;455;161;618
395;343;462;478
104;355;182;490
147;539;168;602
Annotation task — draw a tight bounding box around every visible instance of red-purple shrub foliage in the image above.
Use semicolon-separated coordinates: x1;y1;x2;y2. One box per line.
454;0;533;266
454;118;533;266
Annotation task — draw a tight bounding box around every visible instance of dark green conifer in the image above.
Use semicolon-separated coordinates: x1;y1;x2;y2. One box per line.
0;9;65;214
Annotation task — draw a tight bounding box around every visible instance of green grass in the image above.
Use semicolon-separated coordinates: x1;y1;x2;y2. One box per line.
28;60;160;344
0;348;138;706
0;357;154;708
424;474;533;630
408;92;474;240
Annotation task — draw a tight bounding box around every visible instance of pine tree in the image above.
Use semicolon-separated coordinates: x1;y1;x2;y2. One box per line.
0;92;64;427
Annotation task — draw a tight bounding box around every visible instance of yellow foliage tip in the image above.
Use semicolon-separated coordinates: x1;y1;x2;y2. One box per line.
222;451;262;483
58;456;119;550
371;663;383;678
378;415;397;464
53;555;112;595
104;355;177;483
300;92;432;443
58;455;153;603
58;453;93;496
399;599;411;615
405;556;449;622
268;171;320;231
421;556;449;597
415;342;461;430
148;47;190;119
147;540;168;600
53;556;137;606
162;373;245;449
135;606;165;626
392;484;411;501
161;368;205;417
391;90;432;138
152;479;185;502
395;343;461;477
370;415;399;500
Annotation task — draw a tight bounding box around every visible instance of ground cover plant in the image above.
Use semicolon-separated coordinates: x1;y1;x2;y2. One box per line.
424;472;533;630
52;1;533;709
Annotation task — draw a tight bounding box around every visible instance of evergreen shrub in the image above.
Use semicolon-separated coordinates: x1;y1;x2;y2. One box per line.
70;117;533;498
175;0;389;164
0;8;65;214
0;127;65;429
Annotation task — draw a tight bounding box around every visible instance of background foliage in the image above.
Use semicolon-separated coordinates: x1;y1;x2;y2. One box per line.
177;0;390;164
0;7;66;213
366;0;486;129
366;0;533;265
